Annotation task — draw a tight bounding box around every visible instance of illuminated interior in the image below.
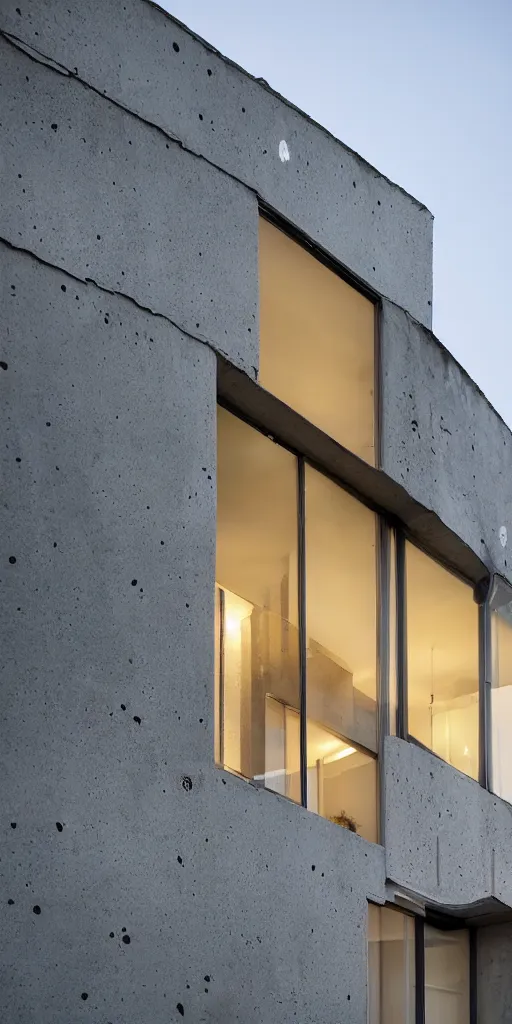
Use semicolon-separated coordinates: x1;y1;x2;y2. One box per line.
259;217;376;465
305;463;378;840
406;543;479;779
491;595;512;804
368;908;470;1024
216;408;300;795
424;925;470;1024
368;904;415;1024
216;407;378;838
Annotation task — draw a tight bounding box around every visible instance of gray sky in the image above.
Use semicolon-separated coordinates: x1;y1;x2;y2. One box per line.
161;0;512;428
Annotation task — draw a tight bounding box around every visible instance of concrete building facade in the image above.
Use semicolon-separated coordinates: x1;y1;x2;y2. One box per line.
2;2;512;1021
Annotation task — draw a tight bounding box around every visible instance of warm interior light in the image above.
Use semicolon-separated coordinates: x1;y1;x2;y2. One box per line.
323;745;356;764
225;615;241;637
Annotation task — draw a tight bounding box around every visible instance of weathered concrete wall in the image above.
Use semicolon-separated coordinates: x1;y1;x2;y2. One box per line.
0;34;258;377
381;299;512;585
477;922;512;1023
0;242;385;1023
3;3;512;1022
384;737;512;909
0;0;433;329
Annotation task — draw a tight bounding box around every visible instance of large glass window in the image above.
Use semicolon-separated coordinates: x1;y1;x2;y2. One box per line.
216;407;379;840
305;466;378;841
368;905;415;1024
424;925;470;1024
259;217;376;465
368;907;470;1024
405;542;479;779
216;407;301;800
490;579;512;804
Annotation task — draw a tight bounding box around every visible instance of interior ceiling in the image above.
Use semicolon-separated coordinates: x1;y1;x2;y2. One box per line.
258;218;375;466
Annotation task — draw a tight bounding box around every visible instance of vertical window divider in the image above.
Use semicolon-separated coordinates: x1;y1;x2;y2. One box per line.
478;596;491;791
297;456;308;808
377;519;390;845
469;926;477;1024
218;587;225;768
415;915;425;1024
396;529;408;739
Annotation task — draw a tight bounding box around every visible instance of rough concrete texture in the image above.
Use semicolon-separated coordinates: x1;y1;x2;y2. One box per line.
0;0;434;329
1;242;385;1023
381;299;512;585
384;737;512;909
0;34;258;377
477;922;512;1023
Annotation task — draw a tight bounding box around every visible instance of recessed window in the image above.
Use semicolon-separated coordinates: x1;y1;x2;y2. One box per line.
259;217;376;465
490;580;512;804
368;904;415;1023
215;407;300;797
424;924;470;1024
368;906;471;1024
305;465;378;840
405;542;479;779
216;407;379;840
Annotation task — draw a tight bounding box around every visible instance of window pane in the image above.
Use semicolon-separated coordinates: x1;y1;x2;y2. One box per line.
305;465;378;840
216;408;300;800
259;217;376;465
389;529;398;735
491;594;512;804
368;905;415;1024
406;543;479;779
424;926;469;1024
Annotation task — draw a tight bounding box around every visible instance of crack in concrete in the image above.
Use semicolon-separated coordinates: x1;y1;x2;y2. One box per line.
0;28;257;202
0;235;235;369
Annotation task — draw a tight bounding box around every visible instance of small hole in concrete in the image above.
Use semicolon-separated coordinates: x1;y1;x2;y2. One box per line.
33;905;41;914
56;822;63;832
173;42;180;52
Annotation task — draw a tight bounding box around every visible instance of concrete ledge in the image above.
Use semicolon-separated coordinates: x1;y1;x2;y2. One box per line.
384;737;512;910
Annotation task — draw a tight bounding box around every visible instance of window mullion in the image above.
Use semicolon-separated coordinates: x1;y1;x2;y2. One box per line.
415;915;425;1024
396;529;408;739
479;599;491;790
297;455;308;808
469;926;477;1024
